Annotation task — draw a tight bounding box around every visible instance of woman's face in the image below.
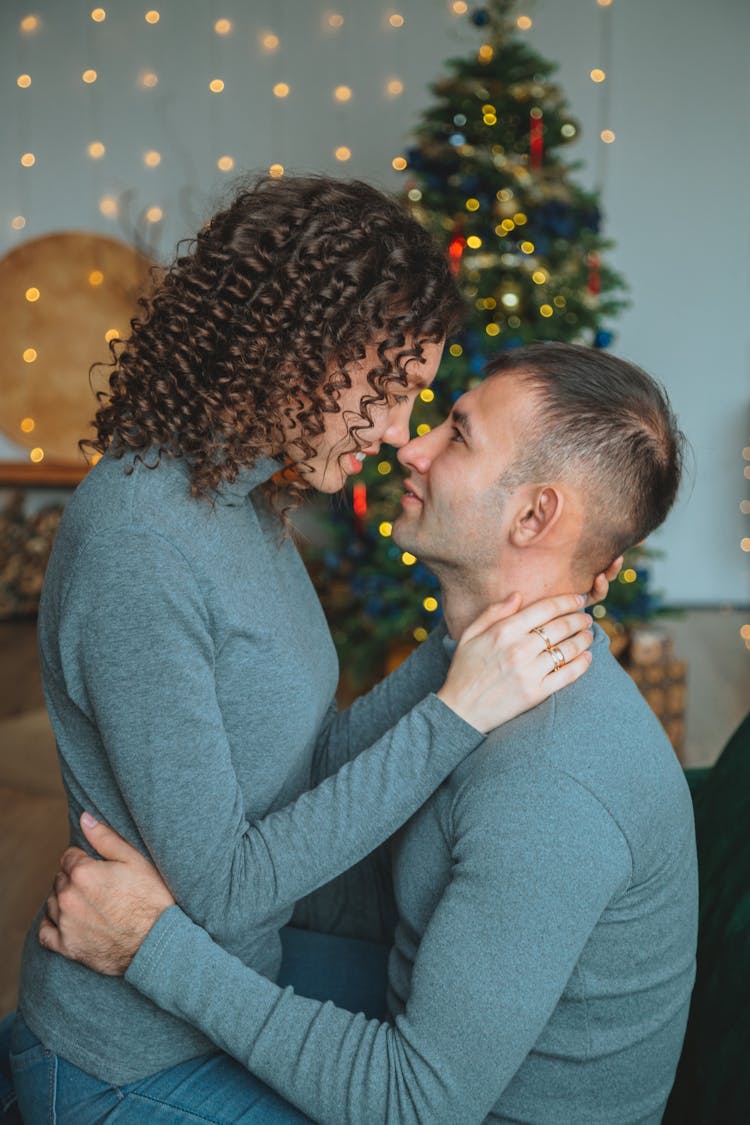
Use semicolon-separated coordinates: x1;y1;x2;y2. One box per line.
290;338;445;494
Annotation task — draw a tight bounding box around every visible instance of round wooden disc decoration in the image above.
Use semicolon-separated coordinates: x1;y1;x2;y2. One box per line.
0;231;153;465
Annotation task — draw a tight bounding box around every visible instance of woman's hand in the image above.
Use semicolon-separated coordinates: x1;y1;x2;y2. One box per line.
436;593;593;734
585;556;624;607
38;814;175;976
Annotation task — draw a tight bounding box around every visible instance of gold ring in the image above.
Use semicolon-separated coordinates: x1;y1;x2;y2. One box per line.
548;645;566;673
531;625;552;652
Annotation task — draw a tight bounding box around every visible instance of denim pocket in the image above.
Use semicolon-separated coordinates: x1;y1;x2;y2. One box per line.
8;1013;48;1074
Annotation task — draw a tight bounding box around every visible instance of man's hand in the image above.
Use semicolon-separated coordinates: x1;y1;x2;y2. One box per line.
585;556;624;607
39;812;175;976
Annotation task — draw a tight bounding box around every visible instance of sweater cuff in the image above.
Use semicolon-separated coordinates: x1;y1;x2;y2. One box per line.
126;904;193;993
423;690;484;743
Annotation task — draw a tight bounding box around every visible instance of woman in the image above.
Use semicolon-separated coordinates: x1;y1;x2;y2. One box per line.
9;175;596;1120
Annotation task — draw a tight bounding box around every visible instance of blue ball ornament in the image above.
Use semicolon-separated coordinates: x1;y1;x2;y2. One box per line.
593;329;613;349
471;8;490;27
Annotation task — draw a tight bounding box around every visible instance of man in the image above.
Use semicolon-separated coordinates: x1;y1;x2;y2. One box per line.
37;343;697;1123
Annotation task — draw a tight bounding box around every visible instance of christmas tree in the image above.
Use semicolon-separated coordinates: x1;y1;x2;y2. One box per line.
309;0;655;684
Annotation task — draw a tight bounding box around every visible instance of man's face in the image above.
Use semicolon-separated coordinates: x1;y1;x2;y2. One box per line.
393;373;541;571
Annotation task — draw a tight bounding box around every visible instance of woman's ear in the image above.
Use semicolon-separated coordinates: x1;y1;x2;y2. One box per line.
509;485;564;548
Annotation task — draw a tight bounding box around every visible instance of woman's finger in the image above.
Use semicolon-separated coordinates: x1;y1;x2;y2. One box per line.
538;650;593;697
538;629;593;677
458;592;523;644
526;612;592;656
485;592;586;643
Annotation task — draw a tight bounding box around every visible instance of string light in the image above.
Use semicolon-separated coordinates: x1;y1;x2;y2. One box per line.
532;269;548;284
82;69;98;84
423;597;439;612
416;423;431;436
20;153;35;167
104;328;120;342
273;82;290;97
25;287;40;302
413;627;428;643
30;448;45;463
392;156;407;171
88;141;106;159
23;348;38;363
17;74;32;88
143;150;161;166
407;188;422;201
741;539;750;553
261;32;280;51
478;45;494;62
88;270;104;286
539;304;554;318
20;418;35;433
378;521;393;537
486;323;500;336
401;552;417;566
466;235;482;248
597;0;613;6
420;387;435;401
520;240;535;254
334;85;352;102
269;163;284;177
600;129;616;143
214;19;232;35
99;195;118;216
20;15;40;32
217;155;234;171
209;78;225;93
517;16;533;30
144;10;160;24
139;71;159;88
385;78;404;97
335;146;351;161
561;123;576;138
513;212;528;224
91;8;106;21
325;12;344;29
451;2;468;14
11;216;26;230
388;13;405;28
145;206;163;222
465;197;480;211
590;68;606;82
449;344;463;357
377;461;392;475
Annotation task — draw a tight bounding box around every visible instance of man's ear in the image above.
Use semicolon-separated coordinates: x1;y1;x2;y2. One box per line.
509;485;564;548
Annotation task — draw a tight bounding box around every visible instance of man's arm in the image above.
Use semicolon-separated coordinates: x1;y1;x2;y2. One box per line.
92;767;629;1124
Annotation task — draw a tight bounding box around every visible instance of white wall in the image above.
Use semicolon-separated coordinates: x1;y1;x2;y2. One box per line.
1;0;748;606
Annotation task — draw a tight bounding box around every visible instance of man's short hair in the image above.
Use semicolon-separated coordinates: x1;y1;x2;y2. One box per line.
483;342;686;573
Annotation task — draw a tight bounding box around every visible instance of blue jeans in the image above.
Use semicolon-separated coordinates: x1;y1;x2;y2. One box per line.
6;929;388;1123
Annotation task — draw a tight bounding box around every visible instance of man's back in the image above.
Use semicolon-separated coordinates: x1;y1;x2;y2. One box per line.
388;626;697;1123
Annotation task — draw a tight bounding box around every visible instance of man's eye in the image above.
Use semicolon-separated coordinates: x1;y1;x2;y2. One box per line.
450;427;465;442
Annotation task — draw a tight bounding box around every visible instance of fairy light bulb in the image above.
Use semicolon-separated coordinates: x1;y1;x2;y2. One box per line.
600;129;616;143
88;270;104;286
261;32;280;51
273;82;290;98
20;15;40;32
334;85;352;102
17;74;31;88
388;14;405;28
20;153;36;167
386;78;403;97
209;78;225;93
335;146;351;161
590;68;606;83
139;71;159;88
82;69;98;84
30;448;45;463
217;155;234;171
269;163;284;178
392;156;407;171
143;150;161;167
145;206;163;223
11;216;26;230
91;8;106;21
88;141;106;159
144;10;160;24
20;418;35;433
99;196;118;217
214;19;232;35
25;287;40;302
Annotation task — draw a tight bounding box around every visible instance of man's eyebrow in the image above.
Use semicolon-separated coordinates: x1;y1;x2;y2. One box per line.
451;408;472;438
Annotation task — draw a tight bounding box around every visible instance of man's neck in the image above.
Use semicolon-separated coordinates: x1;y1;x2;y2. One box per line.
438;554;585;639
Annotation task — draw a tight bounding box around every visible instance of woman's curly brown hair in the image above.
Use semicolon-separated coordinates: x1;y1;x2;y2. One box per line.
85;175;463;503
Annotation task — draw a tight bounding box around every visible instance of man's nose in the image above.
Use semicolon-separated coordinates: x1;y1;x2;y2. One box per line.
397;426;439;474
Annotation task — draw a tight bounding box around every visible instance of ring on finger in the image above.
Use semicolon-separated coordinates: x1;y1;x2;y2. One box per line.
531;625;552;652
547;645;566;673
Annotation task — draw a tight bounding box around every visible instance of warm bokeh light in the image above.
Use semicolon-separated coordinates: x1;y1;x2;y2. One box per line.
91;8;106;21
597;0;613;7
20;418;35;433
517;16;533;30
451;2;468;14
261;32;280;51
23;348;38;363
600;129;616;143
145;206;163;223
99;196;118;217
214;19;232;35
17;74;32;88
449;344;463;357
413;627;428;643
217;155;235;171
388;14;405;28
273;82;290;98
420;388;435;402
465;197;480;211
423;597;439;612
392;156;407;171
11;216;27;230
88;270;104;286
326;12;344;29
20;15;40;32
209;78;225;93
145;10;160;24
740;625;750;640
269;163;284;178
377;461;392;475
139;71;159;88
478;45;494;62
379;521;393;536
520;240;535;254
88;141;106;159
385;78;404;96
334;85;352;102
485;323;500;336
466;235;482;248
25;287;40;302
416;424;431;436
21;152;36;167
539;304;554;318
590;68;606;83
82;69;98;84
143;150;161;167
104;328;120;343
335;146;351;161
401;552;417;566
741;539;750;553
30;448;45;463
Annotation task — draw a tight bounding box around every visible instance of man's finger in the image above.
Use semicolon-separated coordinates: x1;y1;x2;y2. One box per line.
38;915;64;955
45;890;60;926
79;812;141;863
59;847;89;876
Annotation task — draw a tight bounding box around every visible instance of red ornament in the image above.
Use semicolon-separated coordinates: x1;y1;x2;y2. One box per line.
353;481;367;534
529;109;544;170
587;252;601;296
448;234;467;275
